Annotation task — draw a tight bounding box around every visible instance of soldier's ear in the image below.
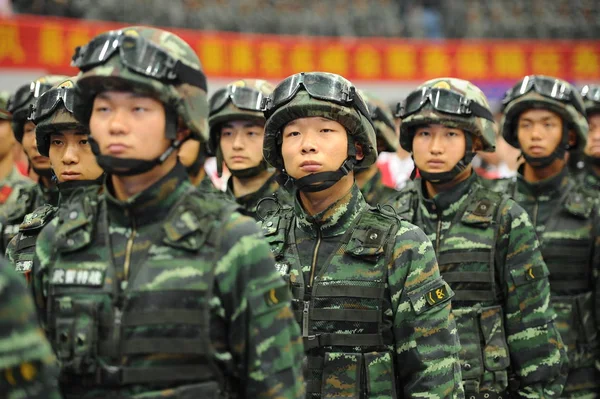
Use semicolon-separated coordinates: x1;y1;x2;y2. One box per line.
567;130;576;148
354;141;364;161
472;137;484;152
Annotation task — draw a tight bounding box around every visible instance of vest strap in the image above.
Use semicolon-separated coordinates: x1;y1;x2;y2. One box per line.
303;333;384;350
313;285;385;299
122;338;211;355
453;290;496;302
310;308;381;323
442;271;493;284
437;251;490;265
122;309;208;327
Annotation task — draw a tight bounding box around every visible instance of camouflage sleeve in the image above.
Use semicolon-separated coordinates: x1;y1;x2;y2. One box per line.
497;199;567;398
0;258;62;398
31;218;59;328
215;211;305;399
389;220;464;399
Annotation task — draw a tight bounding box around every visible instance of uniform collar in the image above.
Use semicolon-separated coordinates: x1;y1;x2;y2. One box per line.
295;183;366;238
227;172;279;209
517;165;570;199
417;172;476;219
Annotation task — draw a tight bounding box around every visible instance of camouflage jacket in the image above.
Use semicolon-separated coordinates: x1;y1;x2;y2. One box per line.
0;180;59;254
260;183;464;399
576;166;600;203
491;167;600;396
358;168;397;206
0;166;32;206
388;173;567;397
32;164;305;398
227;172;293;221
0;258;62;399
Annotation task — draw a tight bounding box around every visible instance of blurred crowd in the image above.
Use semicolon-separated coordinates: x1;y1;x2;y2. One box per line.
8;0;600;39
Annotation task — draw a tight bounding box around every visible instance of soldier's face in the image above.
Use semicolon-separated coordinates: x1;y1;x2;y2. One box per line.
517;109;564;158
0;120;15;159
22;121;51;170
219;120;265;171
281;117;350;180
49;130;103;182
89;91;169;161
585;113;600;158
412;124;467;174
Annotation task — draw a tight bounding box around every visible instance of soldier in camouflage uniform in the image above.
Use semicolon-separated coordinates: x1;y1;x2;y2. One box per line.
0;76;68;253
208;79;292;220
0;90;32;206
354;91;398;206
6;76;104;283
388;77;567;399
178;136;219;192
259;71;463;399
32;26;304;398
0;256;62;399
577;85;600;199
495;75;600;398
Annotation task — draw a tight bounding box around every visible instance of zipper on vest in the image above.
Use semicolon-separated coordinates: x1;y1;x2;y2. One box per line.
308;228;322;288
435;218;442;253
302;301;310;337
124;211;137;279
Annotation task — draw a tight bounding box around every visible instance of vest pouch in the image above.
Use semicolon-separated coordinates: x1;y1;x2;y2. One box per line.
453;307;485;382
130;381;223;399
574;291;598;348
480;306;509;392
551;296;578;352
321;352;364;399
364;351;397;399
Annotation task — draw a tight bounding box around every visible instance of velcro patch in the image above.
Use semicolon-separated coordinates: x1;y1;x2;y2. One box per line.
425;284;449;306
274;262;290;276
264;285;291;307
50;268;104;287
15;261;32;273
525;265;544;281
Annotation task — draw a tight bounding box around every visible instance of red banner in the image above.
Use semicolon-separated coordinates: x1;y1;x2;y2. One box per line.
1;15;599;82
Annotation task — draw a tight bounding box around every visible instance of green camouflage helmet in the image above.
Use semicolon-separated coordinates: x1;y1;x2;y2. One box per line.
0;91;11;120
208;79;274;156
73;26;209;141
35;77;87;157
8;75;69;143
263;76;377;171
581;84;600;117
501;75;588;151
400;77;496;153
359;90;398;152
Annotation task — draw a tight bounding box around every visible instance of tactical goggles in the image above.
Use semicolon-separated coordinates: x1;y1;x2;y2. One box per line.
209;85;267;115
261;72;371;121
72;31;208;91
367;102;395;131
502;75;586;116
396;87;494;122
581;85;600;104
29;86;76;123
7;81;54;113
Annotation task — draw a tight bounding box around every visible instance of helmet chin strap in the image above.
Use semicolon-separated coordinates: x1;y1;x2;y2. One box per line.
583;154;600;167
521;125;569;169
412;135;475;184
33;167;54;179
229;160;269;178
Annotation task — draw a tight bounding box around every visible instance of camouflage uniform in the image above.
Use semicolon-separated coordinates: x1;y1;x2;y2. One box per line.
389;77;567;398
577;85;600;202
0;257;62;399
30;27;304;398
260;73;463;399
494;76;600;398
208;79;292;220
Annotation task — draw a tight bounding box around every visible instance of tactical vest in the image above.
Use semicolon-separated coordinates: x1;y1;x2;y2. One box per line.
397;183;513;394
1;186;38;251
261;205;401;399
509;180;599;370
43;190;235;398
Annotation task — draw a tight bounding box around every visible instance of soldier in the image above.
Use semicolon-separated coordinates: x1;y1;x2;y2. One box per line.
0;76;68;252
497;75;599;397
388;78;567;398
32;27;304;398
0;257;62;399
354;91;398;205
6;76;104;283
208;79;292;220
578;84;600;198
0;90;31;206
259;71;463;398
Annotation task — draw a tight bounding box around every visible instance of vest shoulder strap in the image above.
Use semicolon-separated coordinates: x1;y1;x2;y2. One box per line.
19;204;57;232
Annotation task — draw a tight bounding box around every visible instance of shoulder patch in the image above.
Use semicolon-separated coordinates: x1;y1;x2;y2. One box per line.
264;285;291;307
425;284;450;306
19;205;56;232
50;268;105;286
563;190;594;218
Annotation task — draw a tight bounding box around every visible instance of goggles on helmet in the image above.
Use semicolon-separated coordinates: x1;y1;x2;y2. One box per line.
8;81;55;113
367;102;395;131
502;75;585;116
581;84;600;105
396;87;494;122
209;85;267;115
30;86;76;123
261;72;372;122
72;30;208;91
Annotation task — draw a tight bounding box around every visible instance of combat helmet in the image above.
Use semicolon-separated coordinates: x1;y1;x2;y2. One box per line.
71;26;209;176
501;75;588;168
359;90;398;153
581;84;600;117
208;79;273;177
0;91;12;121
396;77;496;183
7;75;69;143
262;72;377;192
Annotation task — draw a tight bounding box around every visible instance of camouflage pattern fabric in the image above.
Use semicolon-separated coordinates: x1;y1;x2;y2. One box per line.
0;257;62;399
358;90;398;153
357;168;397;206
576;168;600;203
260;183;464;399
0;90;12;120
0;181;59;254
226;172;293;221
32;164;304;398
0;167;32;205
387;173;567;397
490;167;600;398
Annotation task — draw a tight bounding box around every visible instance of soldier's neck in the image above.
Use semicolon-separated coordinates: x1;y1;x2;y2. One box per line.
232;169;272;198
354;163;378;190
0;152;14;181
424;166;472;198
522;158;565;183
299;173;354;216
111;155;177;201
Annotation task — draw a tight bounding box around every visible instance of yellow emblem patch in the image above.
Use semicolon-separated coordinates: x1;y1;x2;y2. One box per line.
58;80;74;89
231;80;246;88
123;29;140;38
425;284;449;306
432;81;451;90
